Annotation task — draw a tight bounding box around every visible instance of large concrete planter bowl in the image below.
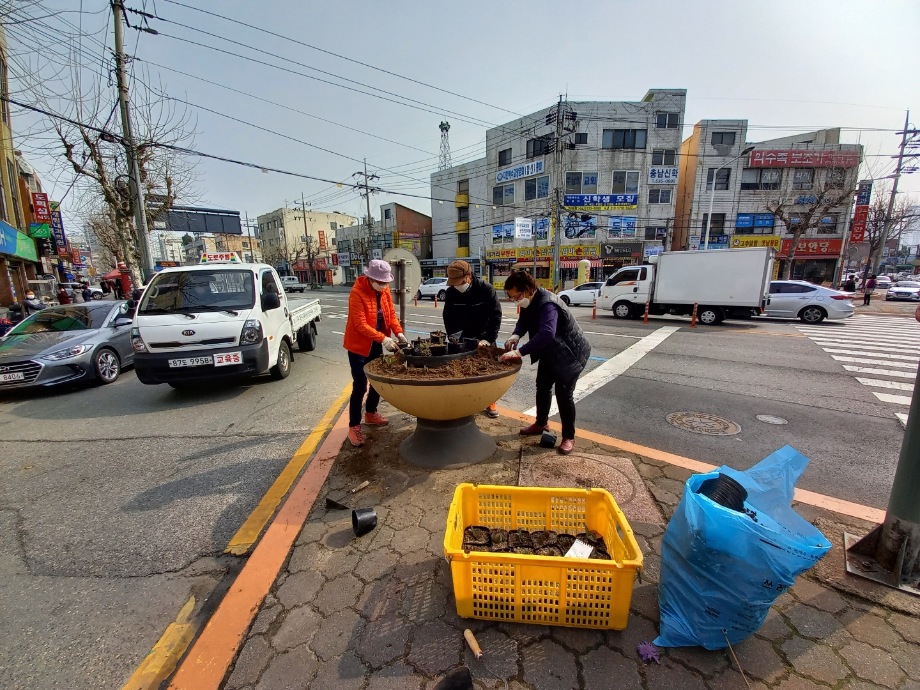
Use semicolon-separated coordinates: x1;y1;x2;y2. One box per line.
365;362;521;469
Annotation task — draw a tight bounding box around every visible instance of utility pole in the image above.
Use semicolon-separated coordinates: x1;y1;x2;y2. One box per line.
112;0;152;283
243;212;259;263
293;193;315;286
552;95;564;291
354;159;379;270
869;110;911;276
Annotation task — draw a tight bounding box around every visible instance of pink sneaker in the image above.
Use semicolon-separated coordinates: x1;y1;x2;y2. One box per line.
348;425;365;447
364;412;389;426
519;423;549;436
558;438;575;455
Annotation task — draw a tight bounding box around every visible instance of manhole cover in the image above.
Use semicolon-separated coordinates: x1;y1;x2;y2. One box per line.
666;412;741;435
756;414;788;425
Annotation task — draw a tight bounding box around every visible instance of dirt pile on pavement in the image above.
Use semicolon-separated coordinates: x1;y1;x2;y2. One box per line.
367;347;518;380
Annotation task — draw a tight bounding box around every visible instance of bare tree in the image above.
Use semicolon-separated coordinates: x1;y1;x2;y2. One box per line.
860;183;917;275
765;182;856;279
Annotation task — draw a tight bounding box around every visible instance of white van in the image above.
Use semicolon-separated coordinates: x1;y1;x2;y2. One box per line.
131;254;321;388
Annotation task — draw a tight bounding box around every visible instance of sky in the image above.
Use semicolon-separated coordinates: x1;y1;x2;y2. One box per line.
4;0;920;236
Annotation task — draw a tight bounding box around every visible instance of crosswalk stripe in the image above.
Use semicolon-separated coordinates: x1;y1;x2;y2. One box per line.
797;328;920;340
808;340;920;353
822;348;918;361
874;392;913;405
855;377;915;391
842;365;917;379
896;413;909;427
832;355;918;368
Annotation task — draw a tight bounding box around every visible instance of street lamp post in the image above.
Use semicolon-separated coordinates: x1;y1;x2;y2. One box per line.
703;145;755;250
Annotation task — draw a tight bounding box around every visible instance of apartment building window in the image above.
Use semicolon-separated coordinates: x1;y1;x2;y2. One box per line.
701;213;726;233
457;233;470;249
243;241;250;249
740;168;781;190
648;188;672;204
706;168;731;191
645;227;667;241
711;131;736;146
656;112;679;129
457;179;469;194
493;183;514;205
330;221;338;230
457;206;469;222
565;171;598;195
602;129;647;149
611;170;640;194
817;214;839;234
525;175;550;201
792;168;815;190
383;209;391;220
498;148;512;166
574;133;588;145
826;167;846;189
651;149;676;165
526;135;553;158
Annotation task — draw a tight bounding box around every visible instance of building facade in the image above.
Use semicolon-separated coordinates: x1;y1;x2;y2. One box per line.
214;233;261;263
431;89;687;289
674;123;861;282
256;207;356;284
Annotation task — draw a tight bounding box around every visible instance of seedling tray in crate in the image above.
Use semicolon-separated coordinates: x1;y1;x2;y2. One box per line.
443;483;643;630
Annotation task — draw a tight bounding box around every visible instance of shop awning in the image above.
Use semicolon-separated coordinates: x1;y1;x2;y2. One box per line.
101;269;123;280
560;259;603;269
0;220;38;262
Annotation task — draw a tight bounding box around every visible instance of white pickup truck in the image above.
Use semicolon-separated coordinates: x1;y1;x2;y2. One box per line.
280;275;308;293
131;254;321;388
596;247;773;325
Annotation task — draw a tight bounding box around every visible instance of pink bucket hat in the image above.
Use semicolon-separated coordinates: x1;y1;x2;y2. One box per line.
365;259;393;283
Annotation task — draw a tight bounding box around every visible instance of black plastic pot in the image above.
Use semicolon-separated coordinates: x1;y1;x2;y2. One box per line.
447;341;464;354
697;473;748;512
430;331;446;344
352;507;378;537
429;344;447;357
540;430;558;448
464;338;480;351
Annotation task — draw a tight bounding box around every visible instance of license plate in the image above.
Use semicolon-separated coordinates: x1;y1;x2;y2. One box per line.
168;356;213;368
0;372;25;382
213;351;243;367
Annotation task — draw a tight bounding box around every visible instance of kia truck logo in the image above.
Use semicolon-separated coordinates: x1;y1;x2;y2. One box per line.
182;330;196;336
0;366;8;373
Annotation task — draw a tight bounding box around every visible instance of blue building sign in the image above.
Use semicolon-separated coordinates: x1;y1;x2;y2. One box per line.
495;160;544;183
564;194;638;211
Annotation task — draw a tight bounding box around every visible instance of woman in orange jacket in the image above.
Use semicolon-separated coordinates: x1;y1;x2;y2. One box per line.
343;259;407;446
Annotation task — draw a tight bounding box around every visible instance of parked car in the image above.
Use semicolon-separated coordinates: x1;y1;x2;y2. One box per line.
874;276;893;291
886;281;920;301
0;301;136;390
416;277;449;301
59;282;103;300
558;282;604;306
763;280;855;323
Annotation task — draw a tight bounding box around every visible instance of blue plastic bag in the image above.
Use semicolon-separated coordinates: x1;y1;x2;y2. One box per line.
654;445;832;649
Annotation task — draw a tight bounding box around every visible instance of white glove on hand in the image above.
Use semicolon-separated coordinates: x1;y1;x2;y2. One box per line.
504;334;521;351
478;340;491;348
500;349;522;362
381;336;399;352
397;333;409;345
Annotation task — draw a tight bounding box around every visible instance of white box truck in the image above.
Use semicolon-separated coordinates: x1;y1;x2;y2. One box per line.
596;247;774;325
131;253;321;388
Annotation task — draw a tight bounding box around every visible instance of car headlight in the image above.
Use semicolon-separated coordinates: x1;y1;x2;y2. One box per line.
240;319;263;345
43;344;90;360
131;327;148;353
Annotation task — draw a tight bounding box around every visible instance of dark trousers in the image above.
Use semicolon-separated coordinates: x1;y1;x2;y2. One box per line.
534;360;578;440
348;342;383;427
863;290;872;305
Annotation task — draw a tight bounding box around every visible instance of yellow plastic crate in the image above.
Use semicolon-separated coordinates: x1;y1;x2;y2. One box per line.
443;483;643;630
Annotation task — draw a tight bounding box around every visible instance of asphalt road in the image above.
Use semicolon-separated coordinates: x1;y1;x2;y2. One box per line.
0;288;913;689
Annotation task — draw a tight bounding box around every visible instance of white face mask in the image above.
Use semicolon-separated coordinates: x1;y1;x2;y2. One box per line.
455;282;470;294
517;297;531;309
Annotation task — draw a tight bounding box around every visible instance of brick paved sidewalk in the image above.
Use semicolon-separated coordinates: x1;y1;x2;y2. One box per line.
221;408;920;690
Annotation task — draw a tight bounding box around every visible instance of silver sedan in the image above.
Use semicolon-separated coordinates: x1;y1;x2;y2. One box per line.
0;301;136;390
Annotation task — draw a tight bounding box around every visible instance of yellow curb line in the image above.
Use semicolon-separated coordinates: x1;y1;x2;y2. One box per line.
224;384;351;555
120;597;197;690
496;406;886;525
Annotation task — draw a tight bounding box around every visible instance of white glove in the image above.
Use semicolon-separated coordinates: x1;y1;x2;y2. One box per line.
478;340;491;348
381;336;399;352
500;349;522;362
504;334;521;351
397;333;409;345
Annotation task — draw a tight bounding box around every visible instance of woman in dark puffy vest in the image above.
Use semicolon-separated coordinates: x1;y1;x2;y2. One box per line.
500;271;591;455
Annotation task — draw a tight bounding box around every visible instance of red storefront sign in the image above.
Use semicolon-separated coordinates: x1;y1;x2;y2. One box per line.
71;248;81;263
850;205;869;243
331;253;339;266
31;193;51;222
749;149;860;169
314;257;328;271
780;238;842;257
293;259;309;270
318;231;327;251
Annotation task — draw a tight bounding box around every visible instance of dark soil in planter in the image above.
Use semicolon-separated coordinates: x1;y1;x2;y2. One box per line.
460;526;608;559
368;347;517;380
429;344;447;357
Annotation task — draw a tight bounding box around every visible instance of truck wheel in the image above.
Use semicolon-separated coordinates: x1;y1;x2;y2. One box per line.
612;301;633;319
270;340;292;380
799;306;826;324
299;288;305;293
298;323;317;352
698;307;723;325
